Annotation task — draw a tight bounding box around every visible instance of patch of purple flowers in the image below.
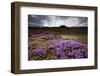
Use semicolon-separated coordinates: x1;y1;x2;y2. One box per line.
48;39;88;59
33;47;46;56
28;31;88;60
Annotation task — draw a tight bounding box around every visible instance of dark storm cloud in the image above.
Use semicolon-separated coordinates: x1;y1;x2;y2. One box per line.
28;15;88;27
28;15;44;27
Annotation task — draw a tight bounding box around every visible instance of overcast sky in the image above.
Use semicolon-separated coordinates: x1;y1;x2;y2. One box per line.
28;15;88;27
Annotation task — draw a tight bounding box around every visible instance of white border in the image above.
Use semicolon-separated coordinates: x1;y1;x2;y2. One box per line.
20;6;95;70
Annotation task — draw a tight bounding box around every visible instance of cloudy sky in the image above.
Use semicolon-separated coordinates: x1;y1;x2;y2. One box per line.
28;15;88;27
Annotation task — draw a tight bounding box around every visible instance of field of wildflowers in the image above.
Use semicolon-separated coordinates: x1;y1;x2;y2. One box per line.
28;27;88;60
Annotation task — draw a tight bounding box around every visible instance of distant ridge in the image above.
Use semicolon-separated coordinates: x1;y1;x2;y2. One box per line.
28;25;87;35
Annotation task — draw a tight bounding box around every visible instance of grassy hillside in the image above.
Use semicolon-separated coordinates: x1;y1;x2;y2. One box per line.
28;27;88;60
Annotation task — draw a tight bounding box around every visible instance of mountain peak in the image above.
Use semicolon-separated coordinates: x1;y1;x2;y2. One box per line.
60;25;67;28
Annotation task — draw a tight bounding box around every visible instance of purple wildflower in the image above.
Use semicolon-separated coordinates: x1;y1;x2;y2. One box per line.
33;47;46;56
72;49;84;58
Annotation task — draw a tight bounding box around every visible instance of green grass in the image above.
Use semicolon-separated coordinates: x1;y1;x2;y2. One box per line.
60;34;87;44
